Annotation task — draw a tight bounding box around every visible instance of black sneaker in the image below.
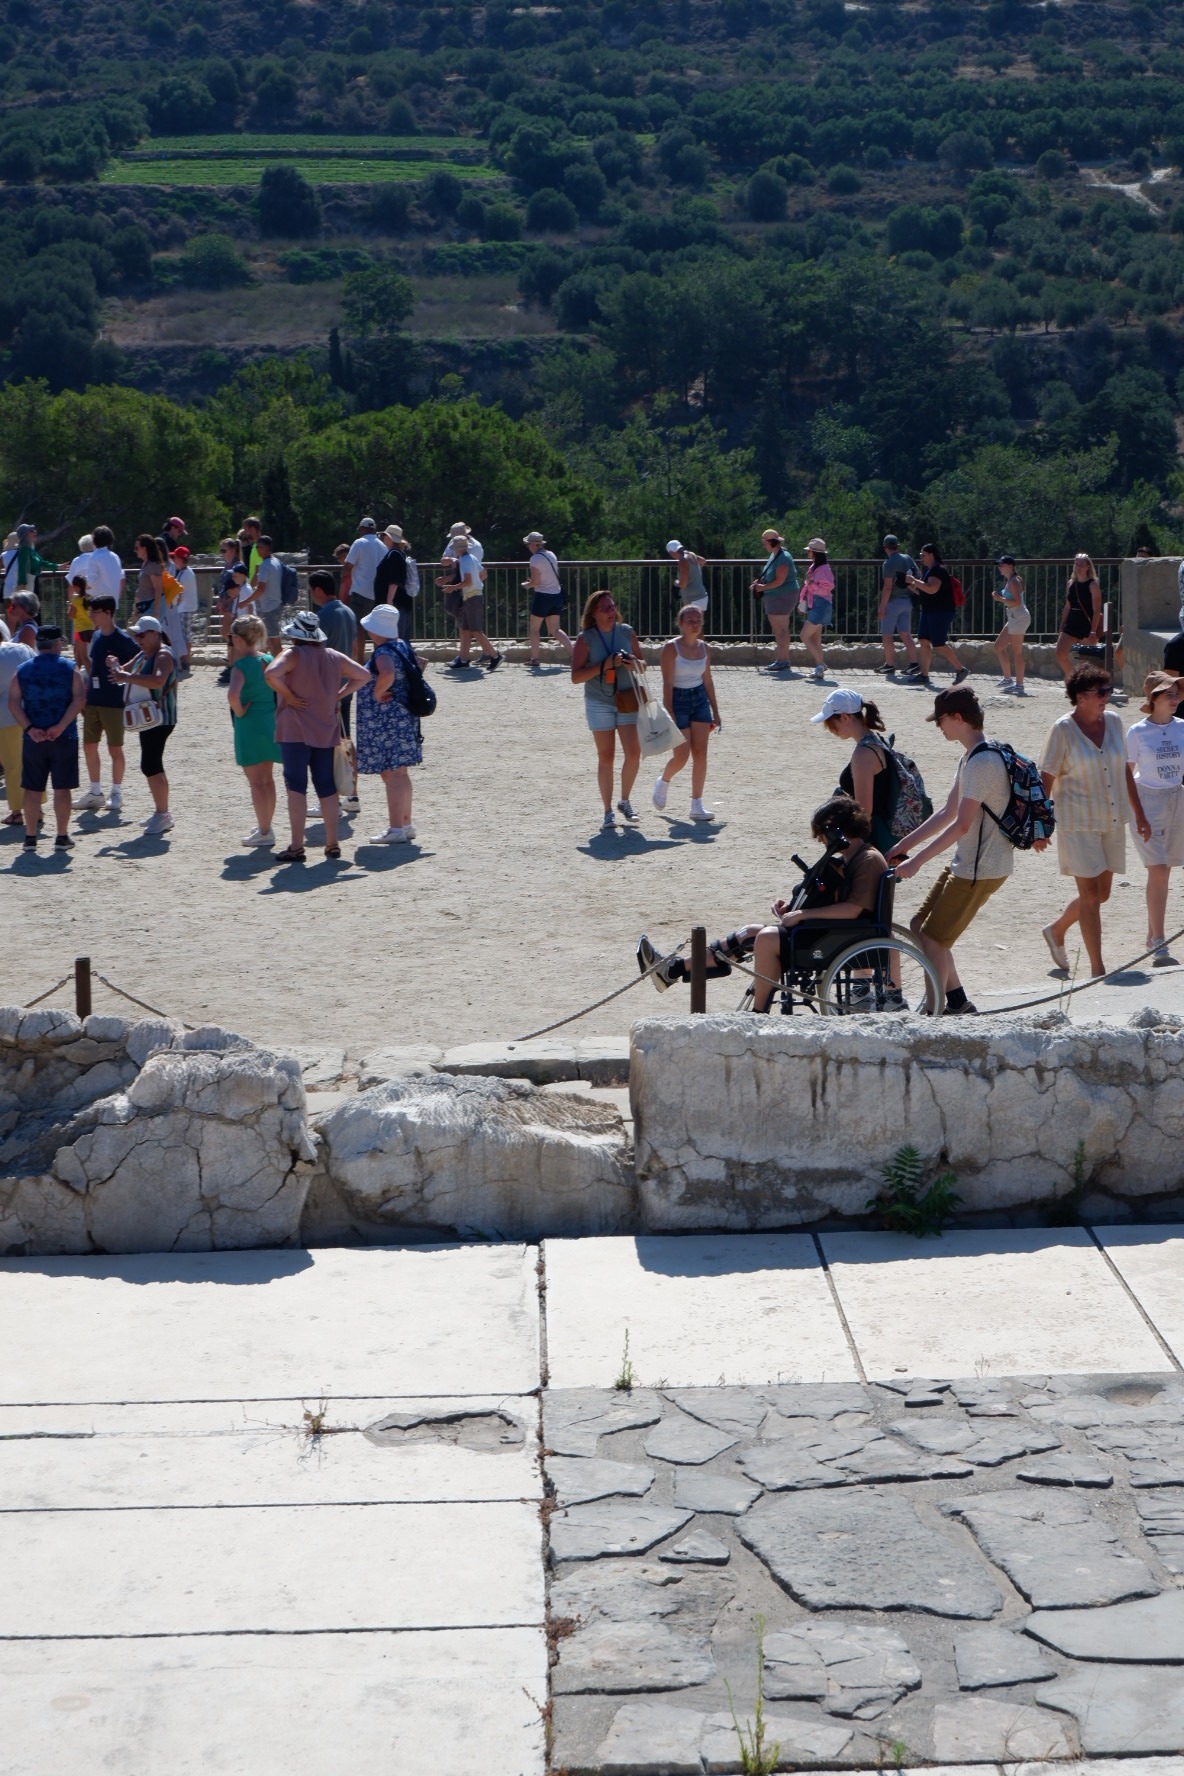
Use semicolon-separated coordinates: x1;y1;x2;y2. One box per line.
216;667;231;686
636;934;673;993
952;668;969;685
484;653;503;671
22;834;36;850
874;664;896;675
447;658;470;671
943;1000;978;1015
54;833;74;849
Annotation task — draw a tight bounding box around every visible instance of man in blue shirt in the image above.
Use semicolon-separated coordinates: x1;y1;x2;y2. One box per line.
8;626;87;851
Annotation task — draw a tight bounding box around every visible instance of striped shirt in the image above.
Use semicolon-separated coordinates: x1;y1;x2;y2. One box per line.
1039;709;1127;833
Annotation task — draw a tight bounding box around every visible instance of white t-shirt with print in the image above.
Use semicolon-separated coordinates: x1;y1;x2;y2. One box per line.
345;535;388;602
1127;715;1184;789
950;743;1015;881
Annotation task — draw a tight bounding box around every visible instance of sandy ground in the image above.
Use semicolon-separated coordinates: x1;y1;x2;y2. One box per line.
5;663;1180;1053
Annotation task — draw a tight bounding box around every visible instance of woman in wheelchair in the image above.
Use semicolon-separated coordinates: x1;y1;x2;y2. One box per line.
637;794;900;1013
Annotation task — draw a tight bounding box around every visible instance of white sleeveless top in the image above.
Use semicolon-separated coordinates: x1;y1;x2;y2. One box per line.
671;640;707;688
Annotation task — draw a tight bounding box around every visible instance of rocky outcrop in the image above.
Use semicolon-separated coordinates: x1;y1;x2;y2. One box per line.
631;1009;1184;1229
0;1008;315;1255
311;1073;636;1241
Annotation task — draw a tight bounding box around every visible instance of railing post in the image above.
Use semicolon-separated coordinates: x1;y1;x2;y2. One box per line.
74;956;92;1020
689;927;707;1015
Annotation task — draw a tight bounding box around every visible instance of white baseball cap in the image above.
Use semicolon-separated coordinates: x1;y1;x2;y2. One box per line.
809;687;863;724
665;539;682;555
128;615;163;634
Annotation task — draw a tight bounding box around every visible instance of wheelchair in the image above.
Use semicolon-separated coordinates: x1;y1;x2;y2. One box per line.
737;865;942;1017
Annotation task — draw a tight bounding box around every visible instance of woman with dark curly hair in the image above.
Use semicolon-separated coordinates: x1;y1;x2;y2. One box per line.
1039;662;1150;979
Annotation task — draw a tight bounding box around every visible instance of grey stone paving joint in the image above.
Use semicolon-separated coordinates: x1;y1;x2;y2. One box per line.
543;1373;1184;1771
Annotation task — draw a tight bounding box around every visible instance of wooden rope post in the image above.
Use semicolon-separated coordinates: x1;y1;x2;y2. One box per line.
74;956;92;1020
690;927;707;1014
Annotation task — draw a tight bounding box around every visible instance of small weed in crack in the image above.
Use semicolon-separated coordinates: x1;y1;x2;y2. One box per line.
613;1329;636;1392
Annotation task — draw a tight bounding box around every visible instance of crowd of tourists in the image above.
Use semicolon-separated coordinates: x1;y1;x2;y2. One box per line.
2;511;1180;1015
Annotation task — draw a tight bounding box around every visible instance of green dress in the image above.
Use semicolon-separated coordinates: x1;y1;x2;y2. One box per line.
232;652;282;767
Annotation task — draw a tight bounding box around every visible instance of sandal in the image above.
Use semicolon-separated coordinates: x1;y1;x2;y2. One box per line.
324;843;342;860
2;810;23;826
274;845;305;864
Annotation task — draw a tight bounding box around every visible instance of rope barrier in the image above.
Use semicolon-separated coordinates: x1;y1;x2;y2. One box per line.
516;919;1184;1040
93;973;194;1029
514;942;687;1042
22;975;72;1010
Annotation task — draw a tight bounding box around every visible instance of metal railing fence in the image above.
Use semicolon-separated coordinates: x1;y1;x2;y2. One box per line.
26;558;1122;647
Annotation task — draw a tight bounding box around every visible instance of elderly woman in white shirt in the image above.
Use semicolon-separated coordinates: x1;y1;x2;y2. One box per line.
1040;662;1150;980
1125;670;1184;965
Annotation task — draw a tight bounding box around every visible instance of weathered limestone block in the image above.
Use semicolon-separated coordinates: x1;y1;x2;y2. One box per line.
631;1011;1184;1228
0;1011;314;1256
314;1074;637;1240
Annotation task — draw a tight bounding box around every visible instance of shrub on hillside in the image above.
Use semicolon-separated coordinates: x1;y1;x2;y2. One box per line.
179;233;251;290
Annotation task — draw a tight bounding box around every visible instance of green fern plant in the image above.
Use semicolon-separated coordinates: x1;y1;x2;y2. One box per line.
867;1144;961;1237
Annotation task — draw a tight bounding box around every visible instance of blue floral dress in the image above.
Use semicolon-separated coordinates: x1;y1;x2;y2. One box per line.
356;640;423;773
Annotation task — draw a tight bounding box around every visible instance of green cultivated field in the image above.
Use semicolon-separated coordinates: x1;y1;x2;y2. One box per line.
103;158;499;187
127;134;485;160
102;132;495;187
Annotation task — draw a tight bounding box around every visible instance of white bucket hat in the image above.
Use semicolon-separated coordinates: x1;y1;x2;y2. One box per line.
383;524;404;543
281;611;327;643
447;522;470;539
810;687;863;724
361;605;403;640
523;531;546;546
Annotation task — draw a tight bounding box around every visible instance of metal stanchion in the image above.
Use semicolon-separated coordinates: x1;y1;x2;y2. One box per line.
74;956;92;1020
690;927;707;1014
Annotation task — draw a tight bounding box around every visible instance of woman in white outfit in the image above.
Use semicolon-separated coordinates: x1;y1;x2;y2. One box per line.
1126;670;1184;965
992;554;1030;695
653;604;720;821
523;531;572;665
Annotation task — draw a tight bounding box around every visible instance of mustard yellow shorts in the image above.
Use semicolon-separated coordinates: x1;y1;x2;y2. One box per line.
913;866;1006;947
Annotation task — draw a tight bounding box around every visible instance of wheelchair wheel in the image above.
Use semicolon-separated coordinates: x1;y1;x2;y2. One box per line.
819;934;942;1017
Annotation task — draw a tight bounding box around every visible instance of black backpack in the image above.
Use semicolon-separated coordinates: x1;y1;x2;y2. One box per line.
969;740;1056;849
392;638;436;719
279;562;299;605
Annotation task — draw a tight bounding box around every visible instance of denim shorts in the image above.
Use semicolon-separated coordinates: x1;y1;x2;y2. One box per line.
672;684;712;729
802;596;832;629
586;702;638;733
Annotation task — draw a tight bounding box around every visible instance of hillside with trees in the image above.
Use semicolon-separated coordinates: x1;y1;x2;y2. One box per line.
1;0;1183;556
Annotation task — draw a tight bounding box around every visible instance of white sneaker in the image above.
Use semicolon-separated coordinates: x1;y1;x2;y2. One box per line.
371;826;409;844
403;822;416;839
652;775;669;811
307;802;322;818
73;789;105;812
144;811;174;836
341;796;360;814
689;798;714;822
241;828;275;848
108;792;123;813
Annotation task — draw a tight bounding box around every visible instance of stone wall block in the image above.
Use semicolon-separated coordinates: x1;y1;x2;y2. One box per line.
632;1011;1184;1228
314;1073;637;1240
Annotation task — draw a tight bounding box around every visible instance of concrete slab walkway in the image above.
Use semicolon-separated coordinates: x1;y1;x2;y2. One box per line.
4;1230;1184;1773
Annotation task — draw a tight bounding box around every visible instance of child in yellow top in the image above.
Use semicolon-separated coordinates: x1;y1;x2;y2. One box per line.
70;574;94;668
